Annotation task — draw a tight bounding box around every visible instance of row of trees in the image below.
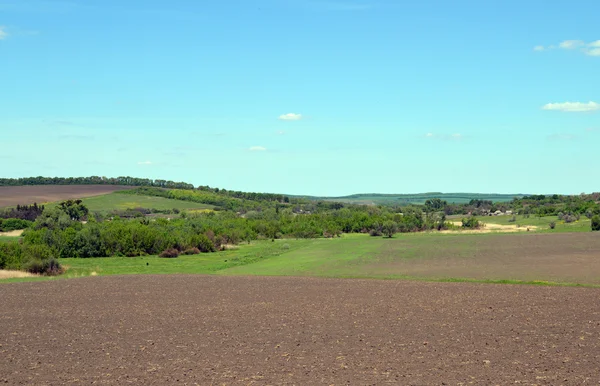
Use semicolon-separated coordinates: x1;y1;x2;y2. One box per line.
0;203;45;222
0;176;193;189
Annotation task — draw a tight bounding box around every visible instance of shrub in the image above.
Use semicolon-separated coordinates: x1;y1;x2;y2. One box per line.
461;216;480;229
549;222;556;229
592;215;600;232
23;258;63;276
182;247;200;255
369;228;382;237
0;242;23;270
159;248;179;258
507;215;516;223
0;218;33;232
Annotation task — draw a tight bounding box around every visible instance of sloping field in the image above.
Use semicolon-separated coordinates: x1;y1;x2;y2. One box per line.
0;185;133;208
45;192;215;213
222;233;600;285
1;275;599;384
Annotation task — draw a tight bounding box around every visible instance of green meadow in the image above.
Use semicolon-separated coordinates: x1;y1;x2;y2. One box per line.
45;192;215;213
4;231;599;286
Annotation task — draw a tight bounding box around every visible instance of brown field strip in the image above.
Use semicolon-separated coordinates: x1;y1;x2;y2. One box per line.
1;275;600;384
0;185;132;207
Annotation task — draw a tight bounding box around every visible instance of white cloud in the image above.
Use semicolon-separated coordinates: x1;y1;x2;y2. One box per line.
542;101;600;112
559;40;585;49
584;48;600;57
137;160;152;165
588;40;600;48
0;26;7;40
535;39;600;56
249;146;267;151
276;130;286;135
278;113;302;121
425;133;434;137
451;133;462;139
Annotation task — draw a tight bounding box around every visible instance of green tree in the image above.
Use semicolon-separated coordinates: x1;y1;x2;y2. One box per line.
382;221;398;238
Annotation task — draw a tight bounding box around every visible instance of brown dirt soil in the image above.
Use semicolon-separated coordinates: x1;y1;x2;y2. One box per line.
1;275;600;385
0;185;133;208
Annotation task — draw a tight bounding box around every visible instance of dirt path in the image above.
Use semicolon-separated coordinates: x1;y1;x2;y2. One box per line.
0;230;24;237
445;221;537;233
1;275;599;384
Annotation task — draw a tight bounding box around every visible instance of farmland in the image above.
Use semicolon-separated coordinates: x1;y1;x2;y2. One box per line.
45;192;215;213
2;275;600;384
0;185;133;208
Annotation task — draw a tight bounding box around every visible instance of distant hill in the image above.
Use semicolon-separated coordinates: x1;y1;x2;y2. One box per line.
296;192;525;206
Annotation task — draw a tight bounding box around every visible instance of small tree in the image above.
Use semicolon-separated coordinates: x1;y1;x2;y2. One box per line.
592;215;600;232
461;216;480;229
381;221;398;238
549;222;556;230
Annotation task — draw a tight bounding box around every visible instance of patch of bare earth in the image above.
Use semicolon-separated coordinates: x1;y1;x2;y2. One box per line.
443;221;537;233
0;185;133;208
1;275;600;384
0;270;37;279
0;230;23;237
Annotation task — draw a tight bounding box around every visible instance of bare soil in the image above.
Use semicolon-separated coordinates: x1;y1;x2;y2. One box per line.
1;275;600;385
0;185;132;208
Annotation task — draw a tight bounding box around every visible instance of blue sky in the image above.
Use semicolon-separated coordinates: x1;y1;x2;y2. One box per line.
1;0;598;195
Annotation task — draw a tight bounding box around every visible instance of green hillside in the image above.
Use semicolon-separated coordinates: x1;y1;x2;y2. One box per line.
299;192;524;206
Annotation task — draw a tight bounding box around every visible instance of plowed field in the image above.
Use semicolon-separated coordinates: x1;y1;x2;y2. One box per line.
2;275;599;385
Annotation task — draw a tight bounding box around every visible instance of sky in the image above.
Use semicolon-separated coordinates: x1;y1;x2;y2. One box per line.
0;0;598;196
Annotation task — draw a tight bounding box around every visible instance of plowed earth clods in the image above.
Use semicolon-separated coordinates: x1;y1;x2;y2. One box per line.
1;275;600;385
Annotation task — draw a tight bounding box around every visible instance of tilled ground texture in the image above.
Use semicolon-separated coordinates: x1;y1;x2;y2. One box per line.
1;276;600;385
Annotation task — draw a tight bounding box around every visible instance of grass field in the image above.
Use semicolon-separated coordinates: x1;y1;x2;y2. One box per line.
0;236;19;243
0;185;133;208
308;192;523;206
476;215;592;232
45;192;215;213
5;231;600;286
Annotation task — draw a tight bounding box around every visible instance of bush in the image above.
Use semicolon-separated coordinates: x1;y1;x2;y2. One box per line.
549;222;556;229
159;248;179;258
0;218;32;232
592;216;600;232
461;216;480;229
23;258;63;276
507;215;516;223
0;242;23;270
182;247;200;255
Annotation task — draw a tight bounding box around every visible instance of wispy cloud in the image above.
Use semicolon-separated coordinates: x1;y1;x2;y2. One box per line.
249;146;267;152
137;160;153;165
276;130;286;135
0;26;7;40
534;39;600;56
542;101;600;112
278;113;302;121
